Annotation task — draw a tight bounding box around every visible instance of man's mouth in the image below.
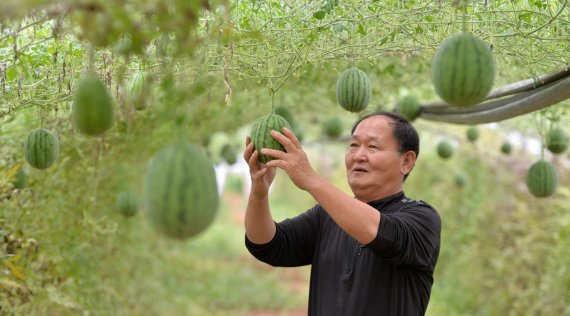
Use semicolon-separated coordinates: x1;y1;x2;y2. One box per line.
352;167;368;173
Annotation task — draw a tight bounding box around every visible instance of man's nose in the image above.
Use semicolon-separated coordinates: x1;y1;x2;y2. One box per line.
353;147;368;162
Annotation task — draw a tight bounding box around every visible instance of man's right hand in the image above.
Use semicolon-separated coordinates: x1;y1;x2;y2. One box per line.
244;136;277;198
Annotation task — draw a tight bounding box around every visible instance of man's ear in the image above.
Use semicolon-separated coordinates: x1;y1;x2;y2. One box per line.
401;150;417;175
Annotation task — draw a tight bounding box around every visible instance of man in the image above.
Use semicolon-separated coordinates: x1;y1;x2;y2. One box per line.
243;111;441;315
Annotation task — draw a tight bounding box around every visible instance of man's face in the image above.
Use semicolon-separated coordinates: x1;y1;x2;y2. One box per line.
345;115;408;201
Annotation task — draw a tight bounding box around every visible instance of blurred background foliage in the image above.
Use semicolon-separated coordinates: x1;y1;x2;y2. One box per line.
0;0;569;315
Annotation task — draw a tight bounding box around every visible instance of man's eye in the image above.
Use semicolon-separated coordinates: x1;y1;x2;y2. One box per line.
349;143;359;148
369;145;378;149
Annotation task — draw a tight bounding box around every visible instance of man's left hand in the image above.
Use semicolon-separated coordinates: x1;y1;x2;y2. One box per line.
261;127;320;191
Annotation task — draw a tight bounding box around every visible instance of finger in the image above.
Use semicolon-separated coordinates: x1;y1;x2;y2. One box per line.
248;150;261;171
270;130;295;152
265;159;286;169
282;127;301;148
251;166;267;180
261;148;286;160
244;142;255;161
245;135;251;146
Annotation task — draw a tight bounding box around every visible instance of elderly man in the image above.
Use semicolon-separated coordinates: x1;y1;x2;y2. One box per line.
244;111;441;316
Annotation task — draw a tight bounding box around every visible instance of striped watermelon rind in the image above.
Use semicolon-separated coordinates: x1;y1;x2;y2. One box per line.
143;143;219;239
336;67;372;113
431;32;496;107
24;128;60;170
117;191;139;217
250;113;293;163
72;74;114;136
128;71;149;110
546;127;568;154
526;160;558;198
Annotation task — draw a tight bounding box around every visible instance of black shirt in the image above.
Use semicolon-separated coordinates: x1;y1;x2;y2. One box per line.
245;191;441;316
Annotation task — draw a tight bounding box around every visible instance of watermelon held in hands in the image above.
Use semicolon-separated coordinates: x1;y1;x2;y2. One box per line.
336;67;372;113
117;191;139;217
431;32;496;107
250;113;293;163
546;127;568;154
143;143;219;239
24;128;59;170
396;95;421;121
436;140;454;159
72;74;114;136
526;160;557;198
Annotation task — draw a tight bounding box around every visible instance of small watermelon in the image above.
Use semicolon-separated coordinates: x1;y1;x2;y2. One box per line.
466;126;479;142
143;143;219;239
431;32;496;107
221;144;238;165
11;168;27;189
24;128;59;170
250;113;292;163
546;127;568;154
500;141;512;155
454;172;467;188
127;71;150;111
526;160;557;198
336;67;372;112
322;117;343;139
117;191;139;217
436;140;454;159
396;95;421;121
72;74;114;136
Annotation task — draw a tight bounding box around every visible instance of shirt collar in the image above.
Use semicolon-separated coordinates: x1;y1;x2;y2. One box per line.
366;191;405;210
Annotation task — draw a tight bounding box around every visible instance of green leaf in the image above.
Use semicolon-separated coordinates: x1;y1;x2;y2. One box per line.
358;23;366;35
313;10;326;20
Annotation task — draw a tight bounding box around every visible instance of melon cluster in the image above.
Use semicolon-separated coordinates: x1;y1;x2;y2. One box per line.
336;67;372;113
72;74;114;136
250;113;292;163
431;32;496;107
24;128;59;170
